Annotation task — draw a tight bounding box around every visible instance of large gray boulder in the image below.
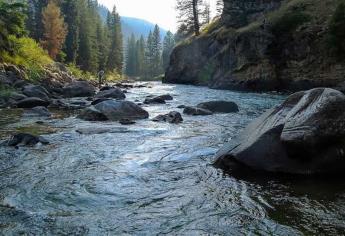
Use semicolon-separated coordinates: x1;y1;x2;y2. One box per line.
22;85;50;100
214;88;345;175
95;88;126;100
183;106;213;116
197;101;239;113
63;81;96;97
16;97;50;108
78;100;149;121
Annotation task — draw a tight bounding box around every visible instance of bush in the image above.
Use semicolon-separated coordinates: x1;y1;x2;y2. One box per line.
105;71;123;82
328;2;345;58
270;10;310;35
1;36;52;81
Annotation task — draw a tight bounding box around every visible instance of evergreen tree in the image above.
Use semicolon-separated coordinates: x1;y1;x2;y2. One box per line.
41;1;67;59
216;0;224;16
0;1;26;52
125;34;136;76
107;6;123;74
152;24;162;76
145;30;154;78
135;36;145;76
162;31;175;69
61;0;80;63
176;0;202;36
201;0;211;25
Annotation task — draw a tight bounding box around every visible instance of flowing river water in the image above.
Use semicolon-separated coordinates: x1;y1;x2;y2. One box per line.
0;82;344;235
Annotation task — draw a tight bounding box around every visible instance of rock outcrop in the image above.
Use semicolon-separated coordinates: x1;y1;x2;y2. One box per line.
197;101;239;113
214;88;345;175
164;0;345;92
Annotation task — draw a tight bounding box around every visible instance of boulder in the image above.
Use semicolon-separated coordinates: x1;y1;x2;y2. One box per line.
144;94;173;104
94;100;149;121
214;88;345;175
183;106;213;116
144;97;166;104
9;92;27;101
78;100;149;121
77;107;108;121
16;97;50;108
91;98;111;105
6;133;49;146
95;88;126;100
63;81;96;97
152;111;183;124
197;101;239;113
22;85;50;100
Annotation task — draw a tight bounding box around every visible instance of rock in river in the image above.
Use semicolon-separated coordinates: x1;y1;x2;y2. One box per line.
153;111;183;124
214;88;345;175
183;106;213;116
197;101;239;113
6;133;49;146
22;85;50;100
16;97;50;108
78;100;149;121
144;94;173;104
63;81;96;97
95;88;126;100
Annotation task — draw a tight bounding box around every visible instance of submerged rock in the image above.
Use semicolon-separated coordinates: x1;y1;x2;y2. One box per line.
24;106;51;117
183;106;213;116
78;100;149;121
214;88;345;175
16;97;50;108
197;101;239;113
119;118;136;125
63;81;96;97
6;133;49;146
152;111;183;124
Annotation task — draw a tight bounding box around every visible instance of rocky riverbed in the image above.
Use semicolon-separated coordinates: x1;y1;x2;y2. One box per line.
1;82;345;235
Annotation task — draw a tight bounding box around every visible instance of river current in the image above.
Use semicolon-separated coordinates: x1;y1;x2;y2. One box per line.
0;82;344;235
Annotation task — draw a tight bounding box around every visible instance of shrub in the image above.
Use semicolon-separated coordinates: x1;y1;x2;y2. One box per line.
105;71;123;82
1;36;52;81
270;10;310;35
328;2;345;58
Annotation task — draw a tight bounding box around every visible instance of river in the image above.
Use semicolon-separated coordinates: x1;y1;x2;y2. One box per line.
0;82;344;235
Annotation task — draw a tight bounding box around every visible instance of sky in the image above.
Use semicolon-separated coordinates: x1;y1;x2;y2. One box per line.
98;0;217;32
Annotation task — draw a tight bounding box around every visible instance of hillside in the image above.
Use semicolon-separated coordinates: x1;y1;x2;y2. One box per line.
98;5;167;40
164;0;345;92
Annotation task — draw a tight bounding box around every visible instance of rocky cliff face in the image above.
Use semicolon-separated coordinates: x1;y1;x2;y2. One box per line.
164;0;345;92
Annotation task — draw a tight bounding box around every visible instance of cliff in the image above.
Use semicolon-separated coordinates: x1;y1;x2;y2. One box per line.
164;0;345;92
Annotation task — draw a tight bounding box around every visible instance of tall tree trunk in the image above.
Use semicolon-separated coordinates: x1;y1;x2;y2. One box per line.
192;0;200;36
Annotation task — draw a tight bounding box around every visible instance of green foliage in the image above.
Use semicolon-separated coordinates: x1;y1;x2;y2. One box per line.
201;19;220;35
1;36;52;81
0;1;26;52
269;2;310;35
198;61;216;83
162;31;175;69
105;71;123;82
328;1;345;58
67;63;94;81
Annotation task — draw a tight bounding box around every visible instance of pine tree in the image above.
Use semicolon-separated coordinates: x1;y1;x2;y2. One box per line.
135;36;145;76
107;6;123;74
176;0;202;36
125;34;136;76
145;30;154;78
162;31;175;69
61;0;80;64
201;0;211;26
152;24;162;76
41;1;67;59
216;0;224;16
